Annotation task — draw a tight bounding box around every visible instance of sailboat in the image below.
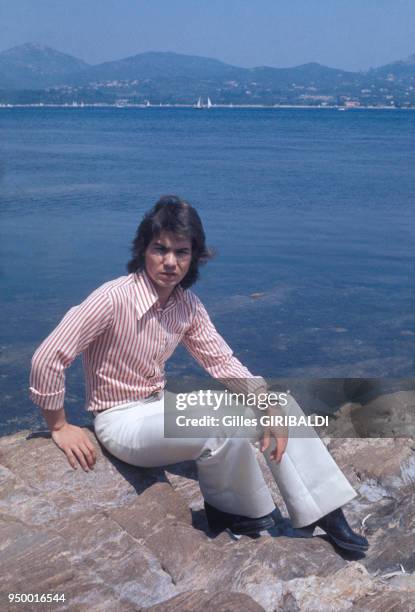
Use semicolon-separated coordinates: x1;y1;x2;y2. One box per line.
194;97;213;109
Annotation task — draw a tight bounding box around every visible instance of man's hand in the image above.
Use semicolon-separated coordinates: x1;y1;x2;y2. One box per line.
259;405;289;462
51;423;97;471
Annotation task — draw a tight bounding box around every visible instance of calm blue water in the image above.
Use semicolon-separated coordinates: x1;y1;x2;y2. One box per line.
0;107;414;435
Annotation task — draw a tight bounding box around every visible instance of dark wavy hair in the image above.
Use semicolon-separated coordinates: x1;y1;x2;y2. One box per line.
127;195;214;289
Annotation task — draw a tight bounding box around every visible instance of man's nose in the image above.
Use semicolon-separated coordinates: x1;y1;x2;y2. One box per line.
164;251;177;268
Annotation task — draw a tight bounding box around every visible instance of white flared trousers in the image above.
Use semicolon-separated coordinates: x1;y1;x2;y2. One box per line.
93;391;356;527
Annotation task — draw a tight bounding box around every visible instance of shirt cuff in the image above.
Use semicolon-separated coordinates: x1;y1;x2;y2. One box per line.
29;387;65;411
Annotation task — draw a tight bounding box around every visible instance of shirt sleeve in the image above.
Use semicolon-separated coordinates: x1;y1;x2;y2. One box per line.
29;287;114;410
182;294;267;396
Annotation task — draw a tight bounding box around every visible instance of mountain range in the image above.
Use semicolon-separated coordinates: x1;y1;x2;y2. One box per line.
1;42;414;107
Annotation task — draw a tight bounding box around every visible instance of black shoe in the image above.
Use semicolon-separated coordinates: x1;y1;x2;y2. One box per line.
308;508;369;552
269;508;315;539
204;502;275;535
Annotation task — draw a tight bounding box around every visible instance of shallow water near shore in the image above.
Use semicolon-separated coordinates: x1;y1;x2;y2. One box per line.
0;107;414;435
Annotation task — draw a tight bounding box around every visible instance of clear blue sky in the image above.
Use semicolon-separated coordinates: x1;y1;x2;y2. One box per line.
1;0;414;71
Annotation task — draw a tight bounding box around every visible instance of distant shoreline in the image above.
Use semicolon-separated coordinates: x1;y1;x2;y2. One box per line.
0;103;414;110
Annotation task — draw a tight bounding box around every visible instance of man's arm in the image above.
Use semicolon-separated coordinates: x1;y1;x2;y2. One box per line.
182;294;266;394
182;294;288;462
30;287;113;410
30;286;114;470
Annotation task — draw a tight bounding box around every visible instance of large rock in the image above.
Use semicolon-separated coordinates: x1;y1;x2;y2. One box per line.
1;408;415;610
145;590;265;611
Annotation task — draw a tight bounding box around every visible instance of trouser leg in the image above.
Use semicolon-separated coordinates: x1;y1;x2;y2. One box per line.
262;394;357;527
94;392;357;527
196;430;276;518
93;397;275;519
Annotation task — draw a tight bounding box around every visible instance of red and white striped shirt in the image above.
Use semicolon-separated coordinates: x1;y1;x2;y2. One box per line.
30;271;265;412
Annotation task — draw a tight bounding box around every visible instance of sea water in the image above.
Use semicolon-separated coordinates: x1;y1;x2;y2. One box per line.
0;107;414;434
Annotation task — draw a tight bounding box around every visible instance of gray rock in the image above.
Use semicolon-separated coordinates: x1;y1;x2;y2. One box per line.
351;390;415;438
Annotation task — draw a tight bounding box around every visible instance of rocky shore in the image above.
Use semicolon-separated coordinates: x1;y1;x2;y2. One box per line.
1;390;415;611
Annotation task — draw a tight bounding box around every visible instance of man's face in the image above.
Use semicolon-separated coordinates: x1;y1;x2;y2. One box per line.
144;230;192;292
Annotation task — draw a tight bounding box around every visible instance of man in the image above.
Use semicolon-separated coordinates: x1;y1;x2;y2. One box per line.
30;195;368;551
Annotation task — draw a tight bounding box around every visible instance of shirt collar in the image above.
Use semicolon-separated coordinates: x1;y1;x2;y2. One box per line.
133;269;185;319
